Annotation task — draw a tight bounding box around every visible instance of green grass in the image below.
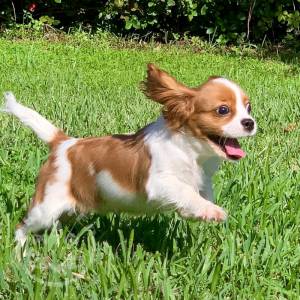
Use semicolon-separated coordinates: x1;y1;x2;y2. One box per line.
0;37;299;299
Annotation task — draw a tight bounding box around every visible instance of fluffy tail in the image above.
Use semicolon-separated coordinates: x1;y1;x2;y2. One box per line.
2;92;67;146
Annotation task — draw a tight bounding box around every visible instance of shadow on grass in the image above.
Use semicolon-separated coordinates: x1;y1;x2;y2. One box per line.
64;213;195;256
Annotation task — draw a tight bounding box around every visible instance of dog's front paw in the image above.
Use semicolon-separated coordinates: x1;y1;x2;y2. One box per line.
198;203;227;221
179;202;227;222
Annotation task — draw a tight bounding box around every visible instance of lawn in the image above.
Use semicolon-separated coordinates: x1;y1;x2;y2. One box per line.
0;37;299;299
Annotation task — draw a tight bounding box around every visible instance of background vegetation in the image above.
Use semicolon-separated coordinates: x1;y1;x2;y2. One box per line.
0;0;299;298
1;0;300;46
0;37;299;298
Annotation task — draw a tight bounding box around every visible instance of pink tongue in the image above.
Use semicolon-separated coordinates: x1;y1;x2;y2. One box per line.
224;138;246;159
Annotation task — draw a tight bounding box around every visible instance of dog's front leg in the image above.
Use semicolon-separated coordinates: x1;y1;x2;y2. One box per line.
177;189;226;221
149;179;226;221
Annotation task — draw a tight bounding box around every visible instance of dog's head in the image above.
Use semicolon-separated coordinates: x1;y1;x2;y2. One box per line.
141;63;257;161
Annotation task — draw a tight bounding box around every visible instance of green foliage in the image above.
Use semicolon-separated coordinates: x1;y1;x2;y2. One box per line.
18;12;60;32
96;0;300;45
0;38;299;298
1;0;300;45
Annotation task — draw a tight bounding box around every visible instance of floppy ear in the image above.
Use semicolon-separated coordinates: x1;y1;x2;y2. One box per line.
141;63;195;105
141;63;196;130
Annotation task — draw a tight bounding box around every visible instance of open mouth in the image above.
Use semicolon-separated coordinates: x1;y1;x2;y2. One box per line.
208;135;246;160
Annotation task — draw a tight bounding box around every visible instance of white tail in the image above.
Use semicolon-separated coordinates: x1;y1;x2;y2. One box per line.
2;92;59;144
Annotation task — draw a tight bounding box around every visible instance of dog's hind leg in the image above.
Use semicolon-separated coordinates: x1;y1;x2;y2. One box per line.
15;193;76;246
15;139;78;246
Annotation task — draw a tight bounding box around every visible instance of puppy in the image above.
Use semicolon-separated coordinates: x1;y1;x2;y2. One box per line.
2;64;256;245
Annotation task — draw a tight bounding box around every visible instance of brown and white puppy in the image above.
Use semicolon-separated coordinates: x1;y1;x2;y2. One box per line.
2;64;256;245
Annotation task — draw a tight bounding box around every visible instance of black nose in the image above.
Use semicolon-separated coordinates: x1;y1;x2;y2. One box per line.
241;118;254;131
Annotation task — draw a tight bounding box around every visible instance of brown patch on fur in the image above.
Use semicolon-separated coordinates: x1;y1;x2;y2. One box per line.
17;151;59;229
141;64;248;139
27;131;69;211
242;94;249;106
16;220;25;229
49;130;68;149
141;64;196;131
28;131;69;211
31;152;57;206
67;131;151;212
187;80;237;138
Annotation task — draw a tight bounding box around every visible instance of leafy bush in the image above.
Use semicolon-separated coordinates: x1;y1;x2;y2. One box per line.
1;0;300;45
97;0;300;45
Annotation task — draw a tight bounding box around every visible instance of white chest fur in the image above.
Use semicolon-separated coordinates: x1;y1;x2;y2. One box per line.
145;118;220;207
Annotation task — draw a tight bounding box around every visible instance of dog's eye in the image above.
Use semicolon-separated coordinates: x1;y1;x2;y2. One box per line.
217;105;230;115
246;103;251;113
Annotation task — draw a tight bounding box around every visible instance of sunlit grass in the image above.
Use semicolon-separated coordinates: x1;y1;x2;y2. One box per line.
0;38;299;299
